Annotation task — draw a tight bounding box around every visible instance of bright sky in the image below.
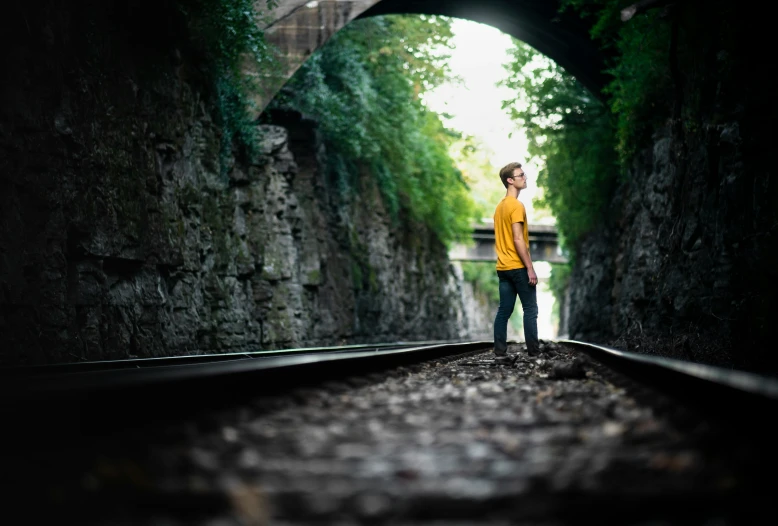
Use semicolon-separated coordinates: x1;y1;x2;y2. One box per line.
423;18;551;224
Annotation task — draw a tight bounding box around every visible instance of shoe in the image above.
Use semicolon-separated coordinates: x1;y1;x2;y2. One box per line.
493;355;516;366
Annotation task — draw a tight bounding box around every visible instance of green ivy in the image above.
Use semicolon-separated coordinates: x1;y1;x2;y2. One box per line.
181;0;280;172
269;15;475;246
559;0;672;161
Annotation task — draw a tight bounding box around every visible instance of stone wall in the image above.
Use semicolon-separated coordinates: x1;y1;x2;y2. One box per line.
569;102;777;374
0;1;491;365
566;1;778;375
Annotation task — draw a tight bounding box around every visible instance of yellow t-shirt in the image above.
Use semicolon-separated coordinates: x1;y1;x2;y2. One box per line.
493;196;529;270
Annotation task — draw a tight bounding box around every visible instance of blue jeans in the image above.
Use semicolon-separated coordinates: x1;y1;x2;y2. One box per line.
494;268;539;355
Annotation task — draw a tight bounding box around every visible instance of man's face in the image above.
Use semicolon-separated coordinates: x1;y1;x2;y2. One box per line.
510;168;527;189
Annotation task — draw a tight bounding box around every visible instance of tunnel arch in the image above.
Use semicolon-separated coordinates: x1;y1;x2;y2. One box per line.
258;0;609;112
358;0;608;96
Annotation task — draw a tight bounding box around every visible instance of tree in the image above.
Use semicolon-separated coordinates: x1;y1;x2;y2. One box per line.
499;41;619;254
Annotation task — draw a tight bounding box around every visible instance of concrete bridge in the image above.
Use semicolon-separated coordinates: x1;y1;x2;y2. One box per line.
449;222;567;263
253;0;608;113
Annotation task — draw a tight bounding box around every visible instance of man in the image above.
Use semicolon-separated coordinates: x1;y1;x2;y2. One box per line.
492;162;539;364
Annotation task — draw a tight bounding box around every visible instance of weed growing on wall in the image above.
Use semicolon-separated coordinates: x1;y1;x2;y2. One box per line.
181;0;280;173
559;0;672;161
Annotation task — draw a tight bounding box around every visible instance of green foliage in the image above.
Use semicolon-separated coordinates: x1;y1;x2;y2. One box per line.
548;263;571;302
448;136;505;221
548;262;571;325
560;0;672;160
270;15;475;246
461;261;500;303
497;2;678;253
603;14;671;159
499;42;619;253
181;0;279;171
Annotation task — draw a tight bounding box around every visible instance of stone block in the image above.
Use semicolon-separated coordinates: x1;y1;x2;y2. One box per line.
69;260;107;306
260;239;295;281
258;126;288;155
76;305;104;360
138;269;167;306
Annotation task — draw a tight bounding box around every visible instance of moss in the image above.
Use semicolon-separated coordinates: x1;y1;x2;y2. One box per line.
260;246;288;281
179;183;202;211
201;193;233;268
415;251;427;276
201;193;220;225
346;227;380;292
176;217;186;239
237;244;252;263
368;267;378;292
306;269;321;285
351;260;363;290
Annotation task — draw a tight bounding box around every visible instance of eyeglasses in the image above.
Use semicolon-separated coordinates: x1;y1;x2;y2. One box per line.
510;173;526;179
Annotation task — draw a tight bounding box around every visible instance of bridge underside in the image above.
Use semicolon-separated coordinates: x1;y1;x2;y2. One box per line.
259;0;608;112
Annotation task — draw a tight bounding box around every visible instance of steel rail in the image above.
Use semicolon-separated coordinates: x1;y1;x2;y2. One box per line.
3;340;492;398
0;340;492;439
0;339;457;377
560;339;778;423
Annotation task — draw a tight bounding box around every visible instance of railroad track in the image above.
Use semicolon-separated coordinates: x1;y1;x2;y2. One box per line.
3;336;777;456
1;340;490;397
0;340;459;376
3;339;778;524
0;340;493;435
561;339;778;425
4;338;777;416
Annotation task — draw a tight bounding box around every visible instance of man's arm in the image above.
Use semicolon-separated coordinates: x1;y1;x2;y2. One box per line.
512;222;537;286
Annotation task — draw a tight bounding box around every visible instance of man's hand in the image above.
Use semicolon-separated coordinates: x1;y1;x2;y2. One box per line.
527;268;538;286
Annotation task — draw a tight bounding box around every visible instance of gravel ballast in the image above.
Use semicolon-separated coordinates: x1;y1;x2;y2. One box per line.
7;341;775;525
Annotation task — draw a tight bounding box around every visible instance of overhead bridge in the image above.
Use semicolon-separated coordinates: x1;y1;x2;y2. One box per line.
255;0;608;113
449;223;567;263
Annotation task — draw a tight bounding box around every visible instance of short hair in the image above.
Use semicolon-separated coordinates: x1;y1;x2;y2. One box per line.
499;162;523;188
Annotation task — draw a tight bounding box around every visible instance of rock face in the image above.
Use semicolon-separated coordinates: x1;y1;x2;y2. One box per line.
0;2;491;365
567;2;778;375
569;120;776;372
